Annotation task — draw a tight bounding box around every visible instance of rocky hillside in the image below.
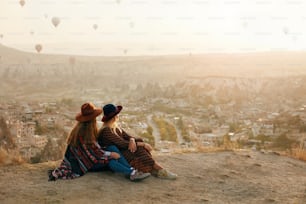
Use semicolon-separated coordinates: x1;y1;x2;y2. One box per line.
0;150;305;204
1;44;306;102
181;75;306;102
1;44;306;83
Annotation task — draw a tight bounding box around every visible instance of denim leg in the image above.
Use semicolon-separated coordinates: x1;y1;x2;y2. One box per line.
106;145;133;175
108;160;132;175
106;145;131;168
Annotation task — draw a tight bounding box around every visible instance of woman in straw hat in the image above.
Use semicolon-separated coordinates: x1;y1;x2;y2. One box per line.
48;102;150;181
98;104;177;180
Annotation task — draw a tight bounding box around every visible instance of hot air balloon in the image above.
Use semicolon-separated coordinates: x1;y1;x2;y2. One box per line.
93;24;98;30
242;21;248;29
51;17;60;28
35;44;42;53
129;22;134;28
19;0;25;7
69;56;76;66
0;34;3;39
283;27;289;35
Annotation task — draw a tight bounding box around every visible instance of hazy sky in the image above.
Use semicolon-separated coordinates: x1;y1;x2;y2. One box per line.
0;0;305;56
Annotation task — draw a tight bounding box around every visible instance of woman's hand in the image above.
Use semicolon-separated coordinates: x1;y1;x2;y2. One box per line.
128;138;137;153
110;152;120;159
143;143;153;152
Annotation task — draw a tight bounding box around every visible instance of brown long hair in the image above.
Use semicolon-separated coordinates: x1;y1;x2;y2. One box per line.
67;118;98;146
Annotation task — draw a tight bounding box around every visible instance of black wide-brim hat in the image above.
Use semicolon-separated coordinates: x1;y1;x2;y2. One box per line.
102;104;122;122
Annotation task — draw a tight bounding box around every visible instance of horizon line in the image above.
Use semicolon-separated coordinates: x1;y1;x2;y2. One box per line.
2;43;306;58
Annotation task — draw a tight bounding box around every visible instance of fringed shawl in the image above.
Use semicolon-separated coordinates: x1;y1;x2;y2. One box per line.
48;136;109;181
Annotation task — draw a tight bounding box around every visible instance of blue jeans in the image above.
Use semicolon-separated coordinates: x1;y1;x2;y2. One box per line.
106;145;133;176
106;145;133;175
91;145;133;176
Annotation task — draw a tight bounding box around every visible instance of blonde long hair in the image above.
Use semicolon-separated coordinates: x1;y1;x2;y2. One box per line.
102;115;122;136
67;118;98;146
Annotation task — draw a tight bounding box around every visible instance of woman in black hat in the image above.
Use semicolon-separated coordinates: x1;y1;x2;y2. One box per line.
48;102;150;181
98;104;177;180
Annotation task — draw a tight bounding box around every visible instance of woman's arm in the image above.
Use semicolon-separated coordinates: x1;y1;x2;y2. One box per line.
121;129;134;140
122;129;144;142
135;141;153;152
98;127;130;149
78;137;110;165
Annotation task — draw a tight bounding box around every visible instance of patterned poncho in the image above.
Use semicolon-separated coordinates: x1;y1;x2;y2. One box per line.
98;127;155;173
48;136;110;181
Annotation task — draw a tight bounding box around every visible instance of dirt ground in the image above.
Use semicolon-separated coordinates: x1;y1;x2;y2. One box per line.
0;150;306;204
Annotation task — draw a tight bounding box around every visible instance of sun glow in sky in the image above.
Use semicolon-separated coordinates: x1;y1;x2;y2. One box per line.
0;0;306;55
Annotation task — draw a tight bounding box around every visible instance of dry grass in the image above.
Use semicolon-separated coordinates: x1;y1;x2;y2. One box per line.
0;148;24;166
290;147;306;162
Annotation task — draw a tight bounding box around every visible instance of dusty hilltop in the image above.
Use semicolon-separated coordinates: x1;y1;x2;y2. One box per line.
0;150;306;204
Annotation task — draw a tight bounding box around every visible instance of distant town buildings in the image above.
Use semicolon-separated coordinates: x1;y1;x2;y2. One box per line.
1;86;306;161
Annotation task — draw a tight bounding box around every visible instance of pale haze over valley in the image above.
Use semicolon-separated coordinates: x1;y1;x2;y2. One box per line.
0;0;306;56
1;2;306;204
